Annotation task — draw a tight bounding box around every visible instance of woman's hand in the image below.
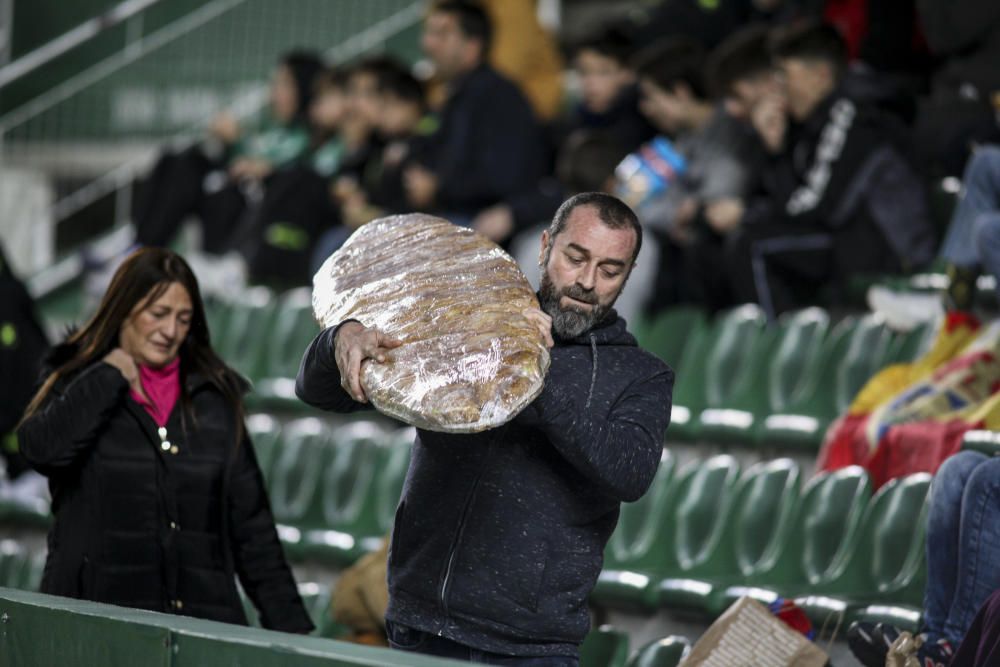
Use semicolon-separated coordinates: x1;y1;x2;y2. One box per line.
104;348;143;397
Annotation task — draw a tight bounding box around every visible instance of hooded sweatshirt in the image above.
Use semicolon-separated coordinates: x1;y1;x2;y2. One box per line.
295;312;674;658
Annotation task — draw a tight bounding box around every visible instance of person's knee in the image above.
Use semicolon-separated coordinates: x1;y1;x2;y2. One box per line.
933;450;989;502
963;456;1000;502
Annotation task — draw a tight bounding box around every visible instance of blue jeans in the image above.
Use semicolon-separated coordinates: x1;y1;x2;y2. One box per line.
386;621;579;666
923;451;1000;644
939;147;1000;294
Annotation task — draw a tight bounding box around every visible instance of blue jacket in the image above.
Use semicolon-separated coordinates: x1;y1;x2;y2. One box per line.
295;313;673;657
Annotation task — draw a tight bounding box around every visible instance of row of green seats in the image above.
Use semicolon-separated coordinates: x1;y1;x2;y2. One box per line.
205;287;321;412
592;453;930;632
635;305;936;451
246;414;413;567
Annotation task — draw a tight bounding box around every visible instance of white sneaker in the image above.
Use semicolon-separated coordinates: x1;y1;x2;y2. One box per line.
867;285;944;332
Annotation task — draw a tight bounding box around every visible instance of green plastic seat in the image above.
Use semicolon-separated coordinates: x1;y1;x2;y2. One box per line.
670;306;766;442
268;418;332;558
699;308;829;446
794;473;932;627
593;455;741;612
757;314;894;451
625;637;691;667
244;413;282;487
0;540;25;588
593;451;677;611
216;288;276;382
641;307;707;367
302;421;387;566
252;288;321;411
961;429;1000;457
367;427;415;550
658;458;801;616
718;466;872;611
885;320;936;365
580;625;630;667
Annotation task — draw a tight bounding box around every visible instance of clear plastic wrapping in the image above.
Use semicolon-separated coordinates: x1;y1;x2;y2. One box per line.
313;214;550;433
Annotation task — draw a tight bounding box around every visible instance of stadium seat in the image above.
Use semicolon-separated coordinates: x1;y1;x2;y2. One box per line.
625;637;691;667
593;455;740;612
297;581;350;640
245;413;282;487
639;306;707;368
718;466;872;611
251;288;321;410
580;625;630;667
594;451;677;611
0;540;26;588
268;418;331;558
214;288;276;381
303;421;388;566
757;314;894;451
961;429;1000;457
699;308;829;445
669;306;766;442
793;473;931;628
885;320;936;365
658;458;801;616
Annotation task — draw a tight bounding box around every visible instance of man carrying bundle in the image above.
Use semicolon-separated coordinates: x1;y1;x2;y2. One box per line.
296;192;673;666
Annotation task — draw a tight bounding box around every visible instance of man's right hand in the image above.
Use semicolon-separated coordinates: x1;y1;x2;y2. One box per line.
334;322;403;403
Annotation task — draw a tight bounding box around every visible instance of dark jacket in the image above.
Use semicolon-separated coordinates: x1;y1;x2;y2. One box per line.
745;90;936;273
417;63;546;219
296;313;674;657
568;85;656;156
17;345;313;633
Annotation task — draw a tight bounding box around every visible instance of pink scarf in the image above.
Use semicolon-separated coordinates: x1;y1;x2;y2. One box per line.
130;357;181;427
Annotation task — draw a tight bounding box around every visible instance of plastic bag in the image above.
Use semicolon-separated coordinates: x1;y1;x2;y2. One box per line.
312;214;550;433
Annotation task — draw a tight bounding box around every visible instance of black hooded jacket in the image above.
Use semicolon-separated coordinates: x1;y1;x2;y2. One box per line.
296;313;673;657
17;344;313;633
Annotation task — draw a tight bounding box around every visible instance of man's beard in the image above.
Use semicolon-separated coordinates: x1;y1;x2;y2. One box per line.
538;270;613;339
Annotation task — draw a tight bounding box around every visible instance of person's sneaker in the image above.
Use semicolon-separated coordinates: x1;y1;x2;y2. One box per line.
867;285;945;332
846;621;894;667
915;637;954;667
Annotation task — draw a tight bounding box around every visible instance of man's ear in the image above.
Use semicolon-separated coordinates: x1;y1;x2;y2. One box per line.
538;230;550;267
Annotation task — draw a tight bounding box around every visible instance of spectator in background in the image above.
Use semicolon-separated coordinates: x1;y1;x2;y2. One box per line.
17;248;312;632
726;21;935;320
0;244;48;482
628;38;759;312
334;66;432;243
133;50;324;254
566;27;655;157
708;24;782;124
405;0;545;225
235;67;349;288
480;0;564;123
914;0;1000;177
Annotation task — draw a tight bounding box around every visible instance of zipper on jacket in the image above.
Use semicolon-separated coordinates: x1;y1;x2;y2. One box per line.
437;436;498;634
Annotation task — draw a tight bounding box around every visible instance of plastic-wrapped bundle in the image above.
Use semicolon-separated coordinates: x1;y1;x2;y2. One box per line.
313;214;550;433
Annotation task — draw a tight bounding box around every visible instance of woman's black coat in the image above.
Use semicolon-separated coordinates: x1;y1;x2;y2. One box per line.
17;344;313;633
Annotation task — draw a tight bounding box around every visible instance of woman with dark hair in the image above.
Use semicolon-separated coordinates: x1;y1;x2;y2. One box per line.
17;248;313;633
132;50;325;254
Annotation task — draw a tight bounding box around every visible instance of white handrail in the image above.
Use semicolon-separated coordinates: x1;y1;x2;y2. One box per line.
0;0;246;134
0;0;163;88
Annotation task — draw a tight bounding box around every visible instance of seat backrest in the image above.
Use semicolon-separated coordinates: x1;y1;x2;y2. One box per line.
244;413;282;486
703;305;768;408
321;421;386;533
607;450;676;569
732;458;801;575
267;418;330;526
798;467;873;585
834;314;894;414
672;455;741;571
768;308;831;414
886;320;935;365
579;625;630;667
626;637;691;667
261;287;318;379
221;288;276;380
0;540;25;588
850;473;932;594
645;307;707;367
